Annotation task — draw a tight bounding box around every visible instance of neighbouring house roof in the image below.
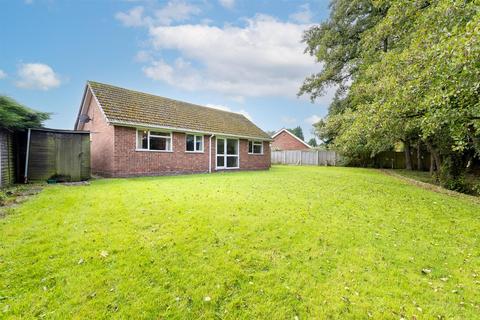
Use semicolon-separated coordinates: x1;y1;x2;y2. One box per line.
272;128;312;149
79;81;271;140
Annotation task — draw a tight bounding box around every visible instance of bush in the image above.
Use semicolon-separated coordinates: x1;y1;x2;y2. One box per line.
438;155;468;193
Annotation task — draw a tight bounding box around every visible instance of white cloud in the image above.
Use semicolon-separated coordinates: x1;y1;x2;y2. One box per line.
154;0;200;25
141;14;318;98
305;114;321;125
206;103;252;120
16;63;61;90
289;4;313;24
115;1;200;27
0;69;6;79
281;116;297;125
135;50;152;62
218;0;235;9
115;6;147;27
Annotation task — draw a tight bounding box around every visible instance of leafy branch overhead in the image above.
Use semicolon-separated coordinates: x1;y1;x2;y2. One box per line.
0;96;50;131
300;0;480;191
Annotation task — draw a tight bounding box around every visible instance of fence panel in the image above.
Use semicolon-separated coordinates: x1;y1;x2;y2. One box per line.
272;150;340;166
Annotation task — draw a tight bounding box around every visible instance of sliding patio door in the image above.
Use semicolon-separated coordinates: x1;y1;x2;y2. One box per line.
216;138;239;169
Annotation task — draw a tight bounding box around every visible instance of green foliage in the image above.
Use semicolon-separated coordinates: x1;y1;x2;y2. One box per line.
0;191;7;206
307;138;318;147
1;167;479;318
287;126;304;141
299;0;388;101
301;0;480;191
0;96;50;131
438;154;468;193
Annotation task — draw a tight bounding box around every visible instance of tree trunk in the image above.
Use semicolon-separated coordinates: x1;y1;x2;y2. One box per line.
425;141;441;177
430;154;435;175
417;140;423;171
404;141;412;170
432;150;441;173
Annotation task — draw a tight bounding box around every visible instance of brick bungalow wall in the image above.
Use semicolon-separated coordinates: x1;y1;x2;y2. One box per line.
0;129;14;187
271;130;310;151
114;127;211;176
79;94;115;177
114;126;270;177
80;96;270;177
239;139;270;170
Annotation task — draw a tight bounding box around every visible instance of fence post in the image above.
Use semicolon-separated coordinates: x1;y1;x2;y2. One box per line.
283;150;286;164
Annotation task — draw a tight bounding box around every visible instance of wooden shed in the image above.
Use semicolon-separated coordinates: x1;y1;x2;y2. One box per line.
0;129;15;187
24;128;90;182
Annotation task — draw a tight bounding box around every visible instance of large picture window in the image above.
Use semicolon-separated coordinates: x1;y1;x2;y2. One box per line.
216;138;239;169
186;134;204;152
136;130;172;151
248;140;263;154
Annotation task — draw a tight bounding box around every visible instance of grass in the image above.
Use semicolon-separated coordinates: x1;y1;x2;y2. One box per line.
392;169;480;196
1;166;479;319
392;169;437;185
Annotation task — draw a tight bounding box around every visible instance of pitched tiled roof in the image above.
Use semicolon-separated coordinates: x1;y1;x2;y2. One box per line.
87;81;271;140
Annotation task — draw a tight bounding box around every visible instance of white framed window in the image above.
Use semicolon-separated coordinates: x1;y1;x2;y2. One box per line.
186;134;204;152
248;140;263;154
136;129;172;151
216;137;239;169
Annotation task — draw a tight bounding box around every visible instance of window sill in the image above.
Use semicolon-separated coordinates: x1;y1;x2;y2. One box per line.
185;151;204;154
216;167;240;170
248;153;264;156
135;149;173;153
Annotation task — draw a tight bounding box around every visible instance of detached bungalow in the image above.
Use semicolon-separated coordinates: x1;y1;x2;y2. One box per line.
74;81;271;177
271;128;311;151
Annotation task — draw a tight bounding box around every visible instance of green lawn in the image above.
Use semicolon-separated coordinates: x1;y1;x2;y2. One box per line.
1;166;479;319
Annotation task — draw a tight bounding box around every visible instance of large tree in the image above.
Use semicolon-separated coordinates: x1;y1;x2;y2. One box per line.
299;0;389;146
301;0;480;191
0;96;50;130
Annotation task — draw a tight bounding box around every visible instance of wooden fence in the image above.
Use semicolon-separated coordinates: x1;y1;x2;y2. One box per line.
25;128;90;182
272;150;339;166
0;129;14;187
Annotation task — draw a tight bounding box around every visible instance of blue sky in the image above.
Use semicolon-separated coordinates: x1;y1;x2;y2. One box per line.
0;0;332;140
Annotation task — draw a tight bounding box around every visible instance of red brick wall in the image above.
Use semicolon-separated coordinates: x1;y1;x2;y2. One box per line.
271;130;310;151
78;94;115;177
239;140;271;170
113;127;211;177
112;127;271;177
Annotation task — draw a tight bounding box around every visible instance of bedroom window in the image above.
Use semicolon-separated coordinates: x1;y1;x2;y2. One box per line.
248;140;263;154
136;130;172;151
186;134;204;152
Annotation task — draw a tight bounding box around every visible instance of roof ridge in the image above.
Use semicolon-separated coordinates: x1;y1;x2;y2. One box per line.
87;80;248;119
84;80;271;140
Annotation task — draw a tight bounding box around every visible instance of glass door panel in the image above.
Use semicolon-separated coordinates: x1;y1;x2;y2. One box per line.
216;138;239;169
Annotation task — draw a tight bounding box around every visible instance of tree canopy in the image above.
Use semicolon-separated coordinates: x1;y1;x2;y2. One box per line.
288;126;305;141
308;138;318;147
0;96;50;131
301;0;480;190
